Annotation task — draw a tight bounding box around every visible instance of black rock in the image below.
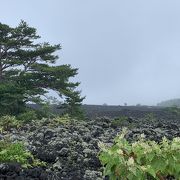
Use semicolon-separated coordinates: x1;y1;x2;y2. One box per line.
0;163;21;174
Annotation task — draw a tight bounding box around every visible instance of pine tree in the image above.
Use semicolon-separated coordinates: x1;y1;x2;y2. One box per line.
0;20;84;116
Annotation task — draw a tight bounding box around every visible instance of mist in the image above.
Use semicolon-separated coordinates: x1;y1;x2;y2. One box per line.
1;0;180;105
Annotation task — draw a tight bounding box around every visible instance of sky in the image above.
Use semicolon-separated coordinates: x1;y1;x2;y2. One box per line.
1;0;180;105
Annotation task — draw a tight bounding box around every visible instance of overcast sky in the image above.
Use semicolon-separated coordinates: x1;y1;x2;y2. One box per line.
1;0;180;105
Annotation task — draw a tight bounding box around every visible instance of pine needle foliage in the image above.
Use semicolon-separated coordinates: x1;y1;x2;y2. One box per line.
0;20;84;116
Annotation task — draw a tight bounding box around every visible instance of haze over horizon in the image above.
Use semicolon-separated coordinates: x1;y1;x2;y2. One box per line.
1;0;180;106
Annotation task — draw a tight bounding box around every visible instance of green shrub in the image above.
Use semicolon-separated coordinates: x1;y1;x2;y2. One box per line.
17;110;37;123
34;109;46;120
49;114;72;126
99;128;180;180
0;139;45;168
144;113;156;123
0;116;21;131
111;116;128;128
166;106;180;116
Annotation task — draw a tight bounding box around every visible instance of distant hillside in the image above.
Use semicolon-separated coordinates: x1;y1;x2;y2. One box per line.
157;98;180;107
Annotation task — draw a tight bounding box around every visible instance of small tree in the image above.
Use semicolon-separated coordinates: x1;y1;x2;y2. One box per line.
62;90;85;119
40;96;59;119
0;20;84;116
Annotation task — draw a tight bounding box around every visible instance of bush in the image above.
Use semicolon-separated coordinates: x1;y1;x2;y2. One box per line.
111;116;128;128
166;106;180;116
0;116;21;131
99;128;180;180
49;114;72;126
17;110;37;123
0;139;45;168
144;113;156;123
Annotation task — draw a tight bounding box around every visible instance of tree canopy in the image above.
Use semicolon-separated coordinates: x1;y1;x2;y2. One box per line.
0;20;84;116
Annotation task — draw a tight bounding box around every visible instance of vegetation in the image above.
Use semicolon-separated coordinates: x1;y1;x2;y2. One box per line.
0;115;21;131
0;139;45;168
0;114;79;132
111;116;129;128
157;98;180;107
0;20;84;117
49;114;72;126
99;128;180;180
17;110;38;123
143;113;156;123
166;106;180;116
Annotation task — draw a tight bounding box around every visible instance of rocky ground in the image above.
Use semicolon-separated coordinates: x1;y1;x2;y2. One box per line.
0;107;180;180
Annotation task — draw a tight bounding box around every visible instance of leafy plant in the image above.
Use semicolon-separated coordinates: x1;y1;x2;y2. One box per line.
144;113;156;123
111;116;129;128
0;140;45;168
49;114;72;126
0;116;21;131
17;110;37;123
99;128;180;180
166;106;180;116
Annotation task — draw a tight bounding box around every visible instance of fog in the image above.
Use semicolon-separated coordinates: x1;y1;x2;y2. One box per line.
1;0;180;105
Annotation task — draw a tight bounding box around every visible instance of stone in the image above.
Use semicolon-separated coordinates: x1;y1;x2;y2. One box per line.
58;148;69;156
53;160;62;170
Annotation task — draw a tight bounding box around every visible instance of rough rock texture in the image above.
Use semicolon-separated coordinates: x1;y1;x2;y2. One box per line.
0;163;51;180
0;108;180;179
